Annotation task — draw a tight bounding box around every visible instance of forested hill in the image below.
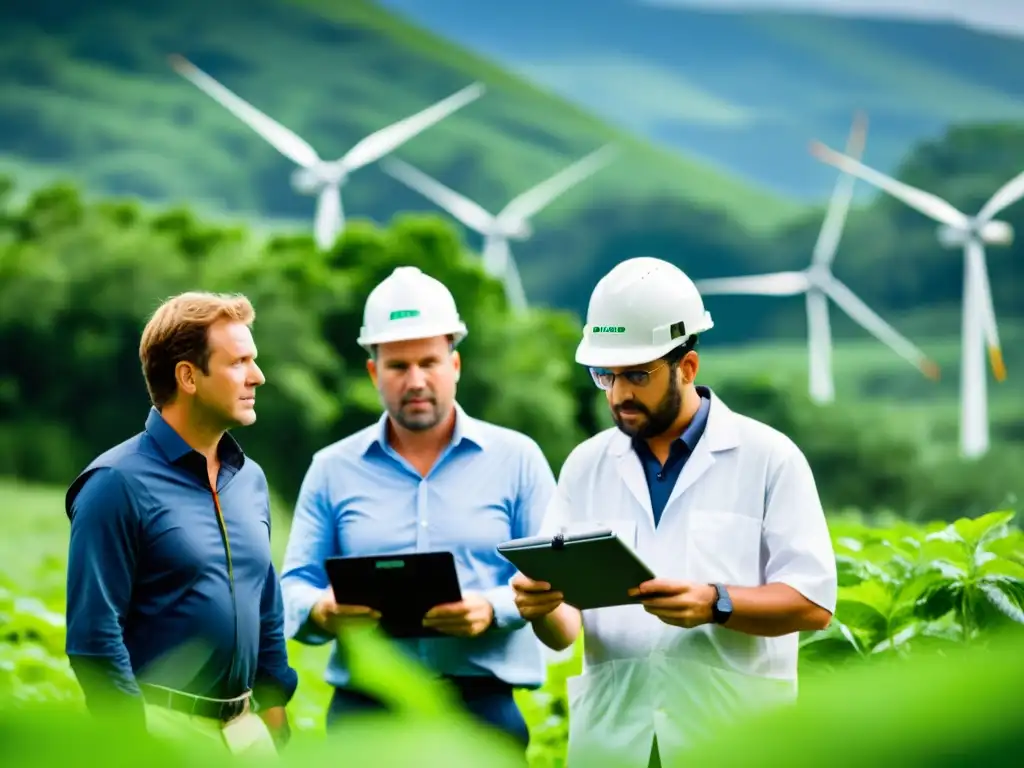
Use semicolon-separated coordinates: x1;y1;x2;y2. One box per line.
2;0;1023;333
0;0;796;235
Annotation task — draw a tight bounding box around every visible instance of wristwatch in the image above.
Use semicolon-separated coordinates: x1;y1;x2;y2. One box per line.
710;583;733;624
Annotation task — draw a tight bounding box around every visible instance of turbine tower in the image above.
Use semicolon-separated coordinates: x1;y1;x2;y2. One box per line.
810;133;1021;459
382;145;617;312
696;113;939;404
169;54;485;251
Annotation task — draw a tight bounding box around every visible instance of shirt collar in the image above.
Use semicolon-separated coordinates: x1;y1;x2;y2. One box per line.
680;387;711;452
631;385;712;457
145;406;246;470
361;401;486;457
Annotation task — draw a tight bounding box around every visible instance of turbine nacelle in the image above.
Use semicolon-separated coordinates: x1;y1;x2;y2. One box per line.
497;218;532;240
805;263;832;289
290;163;346;195
936;219;1013;248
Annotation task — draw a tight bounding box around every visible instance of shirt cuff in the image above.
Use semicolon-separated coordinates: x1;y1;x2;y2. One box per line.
254;668;299;710
482;585;527;631
284;584;337;645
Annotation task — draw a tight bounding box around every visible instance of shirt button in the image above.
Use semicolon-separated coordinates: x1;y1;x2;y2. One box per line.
420;520;428;528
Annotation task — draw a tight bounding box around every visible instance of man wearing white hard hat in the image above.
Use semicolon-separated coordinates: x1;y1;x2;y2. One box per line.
511;257;837;767
280;266;556;753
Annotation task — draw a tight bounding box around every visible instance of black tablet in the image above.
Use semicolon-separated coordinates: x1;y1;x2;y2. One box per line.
497;527;656;610
324;551;463;639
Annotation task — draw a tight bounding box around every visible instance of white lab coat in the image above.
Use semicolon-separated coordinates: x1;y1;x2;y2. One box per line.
539;390;837;768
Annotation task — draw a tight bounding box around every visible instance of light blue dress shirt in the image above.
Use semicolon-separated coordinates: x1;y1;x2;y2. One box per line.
280;403;556;690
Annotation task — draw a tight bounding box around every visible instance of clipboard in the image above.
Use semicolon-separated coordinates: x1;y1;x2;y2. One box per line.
324;551;463;638
497;526;656;610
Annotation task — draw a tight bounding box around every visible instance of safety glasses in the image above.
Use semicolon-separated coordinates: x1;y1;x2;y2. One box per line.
589;360;668;391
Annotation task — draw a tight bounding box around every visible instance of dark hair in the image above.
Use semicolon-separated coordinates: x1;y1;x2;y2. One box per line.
663;334;699;367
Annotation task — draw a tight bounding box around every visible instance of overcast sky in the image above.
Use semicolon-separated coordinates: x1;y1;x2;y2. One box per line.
643;0;1024;38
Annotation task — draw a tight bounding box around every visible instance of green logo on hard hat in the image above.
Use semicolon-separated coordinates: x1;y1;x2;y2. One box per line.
592;325;626;333
390;309;421;320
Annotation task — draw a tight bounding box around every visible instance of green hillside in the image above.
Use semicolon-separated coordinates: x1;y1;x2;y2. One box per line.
0;0;801;235
373;0;1024;201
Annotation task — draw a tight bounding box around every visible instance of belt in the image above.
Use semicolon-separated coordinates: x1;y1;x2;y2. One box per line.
140;683;251;722
439;675;515;695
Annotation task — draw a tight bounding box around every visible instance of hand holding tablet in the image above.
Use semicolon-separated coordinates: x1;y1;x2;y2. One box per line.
498;526;657;611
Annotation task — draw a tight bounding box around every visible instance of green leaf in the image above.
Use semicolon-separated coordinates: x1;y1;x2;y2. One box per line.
978;556;1024;581
836;582;891;640
913;579;961;622
984;535;1024;569
800;619;863;664
953;510;1016;550
835;555;867;587
338;622;463;719
979;578;1024;624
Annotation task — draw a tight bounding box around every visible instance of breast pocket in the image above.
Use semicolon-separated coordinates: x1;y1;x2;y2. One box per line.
685;510;762;586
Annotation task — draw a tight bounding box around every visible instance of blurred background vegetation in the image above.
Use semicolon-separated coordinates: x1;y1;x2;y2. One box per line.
2;0;1023;765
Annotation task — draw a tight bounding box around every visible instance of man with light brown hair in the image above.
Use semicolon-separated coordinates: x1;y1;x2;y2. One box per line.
64;291;298;756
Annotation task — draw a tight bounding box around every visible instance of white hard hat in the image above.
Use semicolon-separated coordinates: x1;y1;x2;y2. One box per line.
357;266;468;351
575;257;714;368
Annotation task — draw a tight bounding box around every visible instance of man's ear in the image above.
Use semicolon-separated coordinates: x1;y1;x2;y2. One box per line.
366;358;378;388
175;361;198;396
682;350;700;384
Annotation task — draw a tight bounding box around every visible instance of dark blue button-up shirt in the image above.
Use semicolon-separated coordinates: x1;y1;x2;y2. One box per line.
633;391;711;526
64;408;297;718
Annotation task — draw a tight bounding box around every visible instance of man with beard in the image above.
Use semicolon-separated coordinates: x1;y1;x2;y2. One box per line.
279;266;556;754
511;257;837;768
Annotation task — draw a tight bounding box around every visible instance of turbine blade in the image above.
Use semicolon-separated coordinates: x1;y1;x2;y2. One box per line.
341;82;485;171
498;144;617;224
977;168;1024;223
314;185;341;251
382;158;496;233
822;277;939;380
695;272;811;296
169;54;320;168
966;239;1006;381
811;111;868;267
809;140;969;228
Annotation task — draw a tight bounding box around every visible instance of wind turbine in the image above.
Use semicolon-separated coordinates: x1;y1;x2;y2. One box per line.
810;133;1021;460
696;112;939;405
382;145;617;312
169;54;485;251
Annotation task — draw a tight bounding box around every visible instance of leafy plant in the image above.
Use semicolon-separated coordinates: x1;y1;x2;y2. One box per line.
0;577;81;706
801;510;1024;666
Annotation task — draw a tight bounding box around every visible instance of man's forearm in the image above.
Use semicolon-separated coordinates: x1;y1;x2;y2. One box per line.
68;655;147;726
720;583;831;637
533;603;582;651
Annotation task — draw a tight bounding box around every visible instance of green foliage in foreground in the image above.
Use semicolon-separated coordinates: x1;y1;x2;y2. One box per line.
2;614;1024;767
2;505;1021;767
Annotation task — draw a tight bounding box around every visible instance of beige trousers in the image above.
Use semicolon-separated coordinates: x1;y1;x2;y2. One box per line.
144;702;278;758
